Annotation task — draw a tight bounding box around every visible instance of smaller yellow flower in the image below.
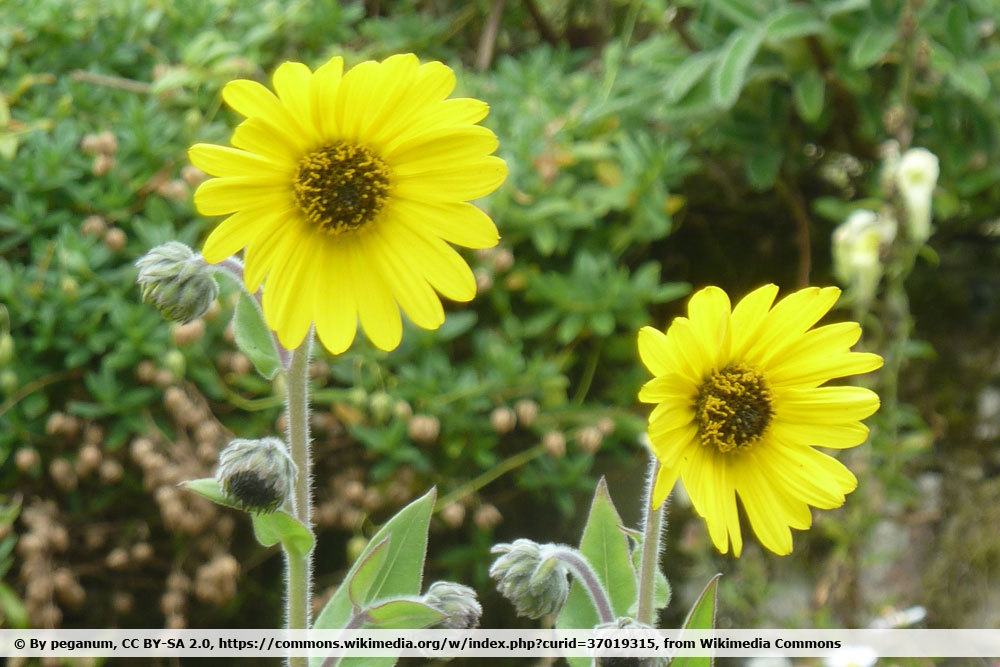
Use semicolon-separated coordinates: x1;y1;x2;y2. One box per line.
189;54;507;354
638;285;883;556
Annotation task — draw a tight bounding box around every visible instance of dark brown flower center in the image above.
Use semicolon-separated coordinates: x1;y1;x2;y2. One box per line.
695;364;773;453
293;142;390;234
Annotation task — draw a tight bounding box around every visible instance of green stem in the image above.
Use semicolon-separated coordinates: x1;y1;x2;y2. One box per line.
550;547;615;624
636;456;663;626
285;334;314;667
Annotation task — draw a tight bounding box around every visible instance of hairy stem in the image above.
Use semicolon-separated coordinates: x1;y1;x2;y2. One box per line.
285;335;314;667
549;547;615;624
636;456;664;626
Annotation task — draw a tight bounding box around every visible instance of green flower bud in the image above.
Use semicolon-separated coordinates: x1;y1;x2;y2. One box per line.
216;438;296;513
136;241;218;323
489;539;569;619
422;581;482;629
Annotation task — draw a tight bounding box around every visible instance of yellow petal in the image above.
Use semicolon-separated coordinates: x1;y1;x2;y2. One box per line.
366;226;446;330
313;242;358;355
243;219;300;292
312;56;345;139
733;462;794;556
767;351;883;388
346;237;403;351
384;218;476;301
651;464;679;509
775;386;881;423
769;420;870;449
201;205;289;264
193;177;289;216
648;403;695;435
667;317;711;383
757;440;852;509
639;373;694;403
388;199;499;250
729;283;779;358
188;143;292;178
746;286;841;366
272;61;318;140
648;422;697;470
231;117;302;164
261;231;319;349
393;156;508;202
222;79;309;150
637;326;671;376
386;126;500;171
370;61;458;146
686;286;731;369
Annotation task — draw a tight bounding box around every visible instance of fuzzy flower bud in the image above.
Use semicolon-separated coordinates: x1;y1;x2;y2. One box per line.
489;539;570;619
422;581;482;629
136;242;218;324
896;147;939;244
215;438;296;513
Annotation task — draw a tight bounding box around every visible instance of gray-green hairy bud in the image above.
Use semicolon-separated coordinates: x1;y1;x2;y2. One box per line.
136;241;218;323
595;618;666;667
422;581;482;629
216;438;296;513
489;539;570;619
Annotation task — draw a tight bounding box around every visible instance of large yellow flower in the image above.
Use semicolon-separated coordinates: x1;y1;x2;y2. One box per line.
638;285;883;556
189;54;507;354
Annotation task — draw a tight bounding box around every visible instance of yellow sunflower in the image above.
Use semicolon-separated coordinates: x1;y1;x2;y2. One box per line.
638;285;883;556
188;54;507;354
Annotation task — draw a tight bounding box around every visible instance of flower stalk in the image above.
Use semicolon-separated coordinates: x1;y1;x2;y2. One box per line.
636;456;664;626
547;547;615;624
285;336;314;667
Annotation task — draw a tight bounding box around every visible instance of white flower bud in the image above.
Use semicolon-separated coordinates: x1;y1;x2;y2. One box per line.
136;242;219;323
489;539;570;619
216;438;296;513
422;581;482;629
832;210;895;306
896;147;939;244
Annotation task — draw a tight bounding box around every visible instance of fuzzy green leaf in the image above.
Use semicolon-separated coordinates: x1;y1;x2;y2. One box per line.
365;598;446;629
233;292;280;380
712;28;765;109
183;479;313;556
313;488;436;630
251;511;314;558
348;537;391;606
672;574;722;667
557;478;636;667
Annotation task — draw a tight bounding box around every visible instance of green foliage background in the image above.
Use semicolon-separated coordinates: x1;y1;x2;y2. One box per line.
2;0;1000;636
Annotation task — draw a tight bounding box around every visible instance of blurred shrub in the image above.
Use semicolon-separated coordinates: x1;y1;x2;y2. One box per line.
3;0;1000;630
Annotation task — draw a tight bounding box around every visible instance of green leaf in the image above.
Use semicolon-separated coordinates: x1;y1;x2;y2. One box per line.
183;477;240;509
628;538;671;614
348;537;391;606
765;7;826;43
313;488;436;630
665;52;718;103
849;25;897;69
948;61;990;101
706;0;763;27
672;574;722;667
252;511;314;558
745;149;783;190
792;69;826;123
712;28;765;109
557;478;637;648
183;479;314;556
233;292;281;379
364;598;446;629
0;581;27;628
